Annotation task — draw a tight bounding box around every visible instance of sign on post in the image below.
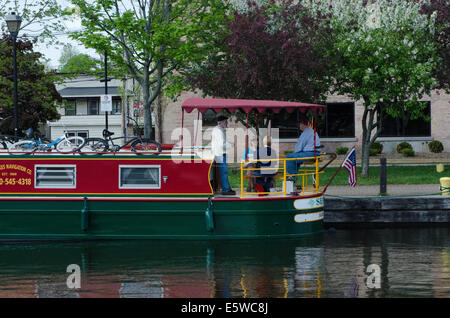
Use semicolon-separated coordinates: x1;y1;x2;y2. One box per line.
100;95;113;112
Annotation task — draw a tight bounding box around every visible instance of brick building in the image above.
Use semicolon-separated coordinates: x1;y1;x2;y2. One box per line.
157;89;450;157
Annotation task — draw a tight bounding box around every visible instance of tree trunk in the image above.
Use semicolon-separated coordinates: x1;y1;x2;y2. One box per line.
361;132;371;176
157;93;163;143
361;101;383;177
141;74;153;139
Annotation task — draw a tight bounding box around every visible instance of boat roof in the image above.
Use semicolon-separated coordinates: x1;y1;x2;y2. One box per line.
181;97;325;114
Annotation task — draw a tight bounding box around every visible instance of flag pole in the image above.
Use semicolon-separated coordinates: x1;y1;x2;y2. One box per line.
322;146;356;192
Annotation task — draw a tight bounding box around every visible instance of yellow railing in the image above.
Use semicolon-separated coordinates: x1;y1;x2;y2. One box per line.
239;155;325;198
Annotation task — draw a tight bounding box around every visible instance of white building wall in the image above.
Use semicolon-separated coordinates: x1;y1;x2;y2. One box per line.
48;115;124;142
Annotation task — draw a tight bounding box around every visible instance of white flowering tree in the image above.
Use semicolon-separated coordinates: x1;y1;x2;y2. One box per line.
304;0;438;176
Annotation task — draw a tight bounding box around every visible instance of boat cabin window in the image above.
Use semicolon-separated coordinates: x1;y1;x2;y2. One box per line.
35;165;76;189
119;165;161;189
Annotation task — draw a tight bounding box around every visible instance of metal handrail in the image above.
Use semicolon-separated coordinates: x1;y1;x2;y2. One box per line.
240;155;329;198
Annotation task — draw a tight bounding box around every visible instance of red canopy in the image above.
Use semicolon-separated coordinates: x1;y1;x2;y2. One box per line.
181;97;325;114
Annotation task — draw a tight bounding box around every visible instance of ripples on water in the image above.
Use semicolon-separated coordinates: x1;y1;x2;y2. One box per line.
0;228;449;298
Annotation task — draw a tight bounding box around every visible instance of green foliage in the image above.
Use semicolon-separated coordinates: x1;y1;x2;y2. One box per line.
402;148;415;157
369;148;379;156
69;0;230;138
0;36;61;134
371;141;383;154
335;147;348;155
303;0;438;176
428;140;444;153
59;53;101;75
0;0;67;44
397;142;413;154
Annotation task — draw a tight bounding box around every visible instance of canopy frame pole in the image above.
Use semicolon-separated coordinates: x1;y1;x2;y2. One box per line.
181;109;184;154
245;112;249;160
193;110;200;149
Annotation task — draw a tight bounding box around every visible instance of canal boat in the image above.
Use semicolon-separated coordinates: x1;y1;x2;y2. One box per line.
0;98;336;240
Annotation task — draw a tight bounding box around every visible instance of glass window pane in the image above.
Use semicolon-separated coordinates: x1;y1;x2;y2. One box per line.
35;166;76;188
318;103;355;138
379;102;431;137
120;166;160;189
65;99;76;116
88;98;99;115
202;109;218;128
271;110;299;139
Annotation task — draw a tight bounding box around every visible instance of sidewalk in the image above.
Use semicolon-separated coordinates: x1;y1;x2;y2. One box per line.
325;184;443;197
325;153;449;197
332;153;450;167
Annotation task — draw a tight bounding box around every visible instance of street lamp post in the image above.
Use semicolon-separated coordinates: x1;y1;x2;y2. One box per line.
5;12;22;141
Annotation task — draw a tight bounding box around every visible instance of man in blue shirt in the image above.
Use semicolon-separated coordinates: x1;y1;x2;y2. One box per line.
286;118;320;181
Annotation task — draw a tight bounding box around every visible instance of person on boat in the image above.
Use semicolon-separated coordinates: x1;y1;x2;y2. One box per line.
254;136;278;193
211;114;236;195
285;118;320;183
244;136;277;193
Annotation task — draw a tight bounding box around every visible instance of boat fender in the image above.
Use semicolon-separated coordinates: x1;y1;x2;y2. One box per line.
205;197;215;232
81;197;89;231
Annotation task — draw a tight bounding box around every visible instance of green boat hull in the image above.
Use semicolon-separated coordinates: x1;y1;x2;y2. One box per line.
0;196;324;240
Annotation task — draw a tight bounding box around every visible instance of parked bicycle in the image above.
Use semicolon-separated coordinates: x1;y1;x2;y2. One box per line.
8;128;86;154
79;129;162;154
0;134;16;150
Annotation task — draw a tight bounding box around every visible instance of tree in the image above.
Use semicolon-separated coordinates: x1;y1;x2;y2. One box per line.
58;43;80;67
420;0;450;92
59;53;102;75
69;0;230;139
0;35;61;135
304;0;439;176
0;0;67;44
187;0;331;136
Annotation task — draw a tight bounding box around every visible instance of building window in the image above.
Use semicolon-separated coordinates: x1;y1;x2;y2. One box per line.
88;98;99;115
317;102;355;138
271;110;300;139
202;109;218;128
67;130;89;139
65;99;76;116
35;165;76;189
379;102;431;137
271;102;355;139
111;98;121;115
119;165;161;189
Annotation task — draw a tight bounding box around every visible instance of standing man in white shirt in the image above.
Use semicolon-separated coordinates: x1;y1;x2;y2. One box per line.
211;114;236;195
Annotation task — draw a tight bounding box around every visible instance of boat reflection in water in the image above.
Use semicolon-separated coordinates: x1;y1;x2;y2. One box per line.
0;228;449;298
0;236;324;298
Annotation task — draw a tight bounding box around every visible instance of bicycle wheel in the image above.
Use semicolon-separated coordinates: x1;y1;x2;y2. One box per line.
8;140;37;154
56;136;86;153
130;139;162;153
78;138;108;154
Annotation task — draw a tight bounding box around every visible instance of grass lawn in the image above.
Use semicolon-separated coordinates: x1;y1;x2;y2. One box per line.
227;165;450;188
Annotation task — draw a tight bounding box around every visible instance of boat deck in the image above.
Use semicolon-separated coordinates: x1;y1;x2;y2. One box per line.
213;187;323;199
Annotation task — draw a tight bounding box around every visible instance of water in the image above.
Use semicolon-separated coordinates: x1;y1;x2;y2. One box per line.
0;228;449;298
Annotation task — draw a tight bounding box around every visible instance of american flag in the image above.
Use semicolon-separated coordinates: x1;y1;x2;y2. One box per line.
342;147;357;187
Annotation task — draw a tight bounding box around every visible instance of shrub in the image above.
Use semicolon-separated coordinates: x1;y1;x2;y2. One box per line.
371;141;383;154
369;148;378;156
397;142;413;153
335;146;348;155
402;148;415;157
428;140;444;153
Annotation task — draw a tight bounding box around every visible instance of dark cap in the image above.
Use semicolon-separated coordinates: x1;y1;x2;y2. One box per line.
217;114;229;122
299;117;309;125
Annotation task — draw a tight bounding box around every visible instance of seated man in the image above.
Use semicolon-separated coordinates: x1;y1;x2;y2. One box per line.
254;136;278;193
286;118;320;183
